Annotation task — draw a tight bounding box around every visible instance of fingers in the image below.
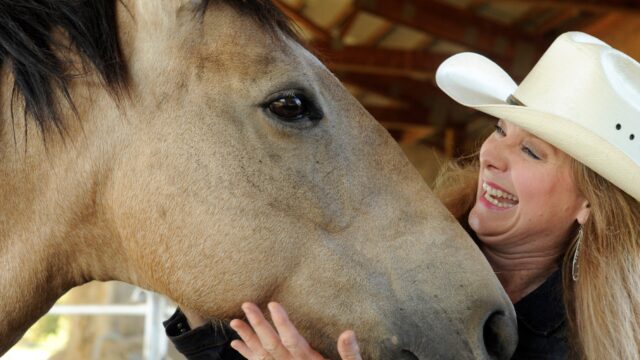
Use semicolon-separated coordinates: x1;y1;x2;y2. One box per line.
229;319;267;359
230;302;327;360
230;339;252;358
337;330;362;360
268;302;323;360
244;302;295;359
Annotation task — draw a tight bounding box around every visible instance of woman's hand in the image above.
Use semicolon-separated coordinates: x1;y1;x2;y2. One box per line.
230;302;362;360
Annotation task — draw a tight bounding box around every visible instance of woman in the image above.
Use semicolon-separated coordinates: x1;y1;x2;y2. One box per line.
165;31;640;359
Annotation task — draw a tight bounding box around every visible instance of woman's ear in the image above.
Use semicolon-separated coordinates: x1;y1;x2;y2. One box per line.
576;199;591;225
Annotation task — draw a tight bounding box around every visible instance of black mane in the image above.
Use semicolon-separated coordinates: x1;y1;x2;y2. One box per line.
0;0;126;135
0;0;298;136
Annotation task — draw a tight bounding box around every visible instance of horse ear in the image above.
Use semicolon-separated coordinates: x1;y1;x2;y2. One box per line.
135;0;205;30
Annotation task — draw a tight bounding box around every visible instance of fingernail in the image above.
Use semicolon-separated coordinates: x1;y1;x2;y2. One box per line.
346;332;357;346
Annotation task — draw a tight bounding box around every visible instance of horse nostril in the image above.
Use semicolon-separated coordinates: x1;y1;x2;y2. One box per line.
483;311;517;360
400;349;420;360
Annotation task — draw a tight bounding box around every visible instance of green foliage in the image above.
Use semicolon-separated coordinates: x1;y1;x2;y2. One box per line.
23;315;61;343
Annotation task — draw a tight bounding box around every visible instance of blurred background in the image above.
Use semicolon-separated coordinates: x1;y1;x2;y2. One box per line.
4;0;639;359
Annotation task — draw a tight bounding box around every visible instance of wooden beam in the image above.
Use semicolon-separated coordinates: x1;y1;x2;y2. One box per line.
399;128;436;144
580;12;620;34
438;125;468;158
326;4;358;30
444;127;457;158
513;5;552;32
273;0;332;42
318;45;450;76
580;12;640;60
534;8;578;36
338;7;360;40
354;0;547;60
335;71;447;107
365;106;458;147
365;106;434;128
488;0;640;12
363;22;394;46
339;71;482;129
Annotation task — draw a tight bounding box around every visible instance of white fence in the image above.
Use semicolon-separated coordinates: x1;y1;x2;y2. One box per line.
47;289;175;360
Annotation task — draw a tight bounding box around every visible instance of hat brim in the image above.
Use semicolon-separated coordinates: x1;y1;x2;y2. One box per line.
436;53;640;201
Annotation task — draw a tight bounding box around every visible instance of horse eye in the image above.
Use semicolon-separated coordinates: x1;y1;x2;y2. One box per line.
268;94;316;122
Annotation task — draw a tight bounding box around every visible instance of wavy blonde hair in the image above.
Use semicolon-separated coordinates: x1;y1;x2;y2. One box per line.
433;157;640;359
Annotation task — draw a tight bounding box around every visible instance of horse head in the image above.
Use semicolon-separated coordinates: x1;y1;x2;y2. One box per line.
0;1;517;358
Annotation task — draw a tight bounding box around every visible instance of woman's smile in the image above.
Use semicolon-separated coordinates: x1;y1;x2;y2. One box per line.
480;180;519;210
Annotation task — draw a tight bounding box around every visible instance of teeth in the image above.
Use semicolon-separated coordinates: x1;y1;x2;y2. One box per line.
483;192;512;208
482;182;519;207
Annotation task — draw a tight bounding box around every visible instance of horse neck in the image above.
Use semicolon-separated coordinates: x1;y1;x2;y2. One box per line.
0;238;74;353
0;71;133;356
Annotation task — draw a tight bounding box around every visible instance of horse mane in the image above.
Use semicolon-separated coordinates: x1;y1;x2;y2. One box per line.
0;0;299;137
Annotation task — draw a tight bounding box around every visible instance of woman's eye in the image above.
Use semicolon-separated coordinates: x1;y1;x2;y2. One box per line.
494;124;506;136
267;94;321;122
522;146;541;160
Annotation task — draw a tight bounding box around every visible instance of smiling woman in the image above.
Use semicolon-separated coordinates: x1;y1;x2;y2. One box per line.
469;120;590;259
435;31;640;359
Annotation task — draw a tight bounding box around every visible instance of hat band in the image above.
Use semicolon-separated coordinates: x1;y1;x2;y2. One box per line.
506;95;525;106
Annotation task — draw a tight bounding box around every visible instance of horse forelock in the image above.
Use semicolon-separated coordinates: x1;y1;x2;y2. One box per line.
0;0;300;140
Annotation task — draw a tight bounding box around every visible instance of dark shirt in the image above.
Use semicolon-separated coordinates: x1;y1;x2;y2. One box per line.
163;308;243;360
512;270;568;359
165;271;568;360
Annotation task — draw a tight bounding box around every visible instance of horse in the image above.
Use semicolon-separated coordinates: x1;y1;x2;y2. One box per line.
0;1;517;358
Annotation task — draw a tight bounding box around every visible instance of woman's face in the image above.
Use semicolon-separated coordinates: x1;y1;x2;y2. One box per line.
469;120;589;253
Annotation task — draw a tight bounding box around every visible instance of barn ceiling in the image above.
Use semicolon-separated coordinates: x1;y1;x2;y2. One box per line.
274;0;640;157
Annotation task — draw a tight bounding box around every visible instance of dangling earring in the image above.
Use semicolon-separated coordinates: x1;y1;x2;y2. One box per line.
571;225;584;281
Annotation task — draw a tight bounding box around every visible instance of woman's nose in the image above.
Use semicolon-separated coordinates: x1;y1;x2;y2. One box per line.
479;138;508;172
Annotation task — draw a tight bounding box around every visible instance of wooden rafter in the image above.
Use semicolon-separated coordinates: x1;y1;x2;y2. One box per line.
363;21;394;46
554;10;603;34
318;45;449;76
489;0;640;13
338;7;360;40
326;4;358;31
366;106;434;129
513;5;554;32
273;0;331;42
580;12;621;35
354;0;547;59
273;0;636;150
335;71;448;107
534;8;578;35
399;128;436;145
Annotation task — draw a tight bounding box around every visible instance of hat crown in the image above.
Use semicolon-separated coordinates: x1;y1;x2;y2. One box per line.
514;32;640;166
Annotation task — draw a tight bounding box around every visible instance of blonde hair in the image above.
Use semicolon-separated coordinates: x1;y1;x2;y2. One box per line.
562;159;640;359
433;157;640;359
432;154;479;221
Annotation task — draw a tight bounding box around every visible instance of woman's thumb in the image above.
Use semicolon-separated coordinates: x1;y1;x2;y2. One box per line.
337;330;362;360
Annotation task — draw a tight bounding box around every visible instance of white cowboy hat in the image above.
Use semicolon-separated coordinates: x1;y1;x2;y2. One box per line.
435;31;640;202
